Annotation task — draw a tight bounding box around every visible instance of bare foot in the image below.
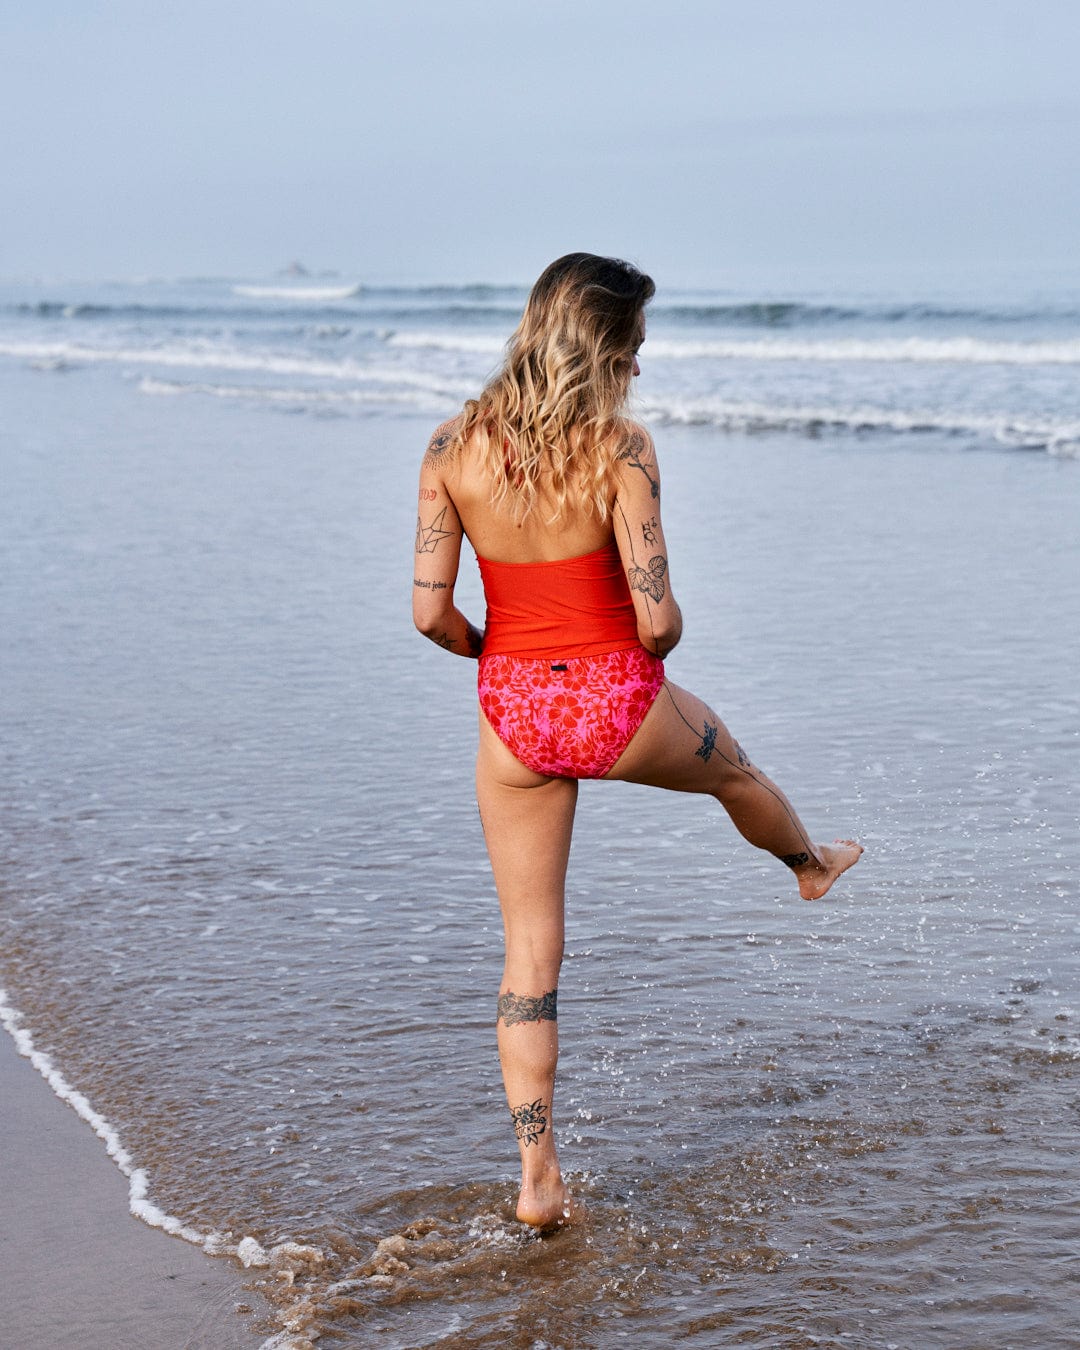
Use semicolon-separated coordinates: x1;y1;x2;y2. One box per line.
793;839;863;900
516;1163;575;1232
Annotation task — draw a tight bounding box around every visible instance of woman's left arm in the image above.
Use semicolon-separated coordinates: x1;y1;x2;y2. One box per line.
412;422;484;658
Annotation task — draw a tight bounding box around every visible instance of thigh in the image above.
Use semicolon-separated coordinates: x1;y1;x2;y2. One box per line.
476;712;578;950
603;679;752;793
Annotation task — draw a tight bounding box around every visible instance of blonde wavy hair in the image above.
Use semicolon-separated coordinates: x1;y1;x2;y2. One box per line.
455;252;655;522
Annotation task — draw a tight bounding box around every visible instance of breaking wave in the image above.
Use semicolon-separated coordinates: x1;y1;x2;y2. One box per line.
641;396;1080;456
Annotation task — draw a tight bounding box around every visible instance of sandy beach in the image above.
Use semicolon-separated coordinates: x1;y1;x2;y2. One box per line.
0;1030;268;1349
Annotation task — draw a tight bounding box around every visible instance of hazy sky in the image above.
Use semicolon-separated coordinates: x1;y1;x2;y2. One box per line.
3;0;1078;284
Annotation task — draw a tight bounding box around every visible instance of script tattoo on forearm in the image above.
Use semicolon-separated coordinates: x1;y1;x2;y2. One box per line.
628;555;667;603
619;430;659;499
510;1099;548;1147
415;506;454;554
413;578;447;591
497;989;558;1026
642;516;658;546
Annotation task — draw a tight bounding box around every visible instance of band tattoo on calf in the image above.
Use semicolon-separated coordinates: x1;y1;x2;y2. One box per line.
781;852;811;869
416;506;454;554
497;989;558;1026
510;1099;549;1147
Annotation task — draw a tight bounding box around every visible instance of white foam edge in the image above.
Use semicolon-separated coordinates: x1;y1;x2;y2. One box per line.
232;282;361;301
643;335;1080;364
386;331;505;355
136;374;462;409
0;337;474;392
387;330;1080;365
639;395;1080;453
0;985;237;1256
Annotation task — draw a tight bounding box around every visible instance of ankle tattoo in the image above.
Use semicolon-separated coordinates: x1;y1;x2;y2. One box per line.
781;852;811;869
510;1098;548;1147
497;988;558;1027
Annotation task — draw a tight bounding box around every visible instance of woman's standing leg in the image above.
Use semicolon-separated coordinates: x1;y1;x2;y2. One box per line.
606;681;862;896
476;713;578;1229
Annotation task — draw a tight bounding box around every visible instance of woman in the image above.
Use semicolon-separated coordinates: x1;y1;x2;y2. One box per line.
412;253;861;1231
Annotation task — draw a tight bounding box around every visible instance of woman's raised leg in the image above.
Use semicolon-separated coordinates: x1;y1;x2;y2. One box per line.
605;681;862;898
476;712;578;1229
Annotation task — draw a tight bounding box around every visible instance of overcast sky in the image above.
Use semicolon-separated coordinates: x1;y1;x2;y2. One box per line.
3;0;1078;284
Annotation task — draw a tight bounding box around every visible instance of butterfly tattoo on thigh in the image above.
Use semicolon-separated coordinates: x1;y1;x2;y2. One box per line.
629;554;667;602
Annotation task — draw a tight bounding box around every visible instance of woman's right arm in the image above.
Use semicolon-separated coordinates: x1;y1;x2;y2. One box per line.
412;420;484;658
611;423;683;659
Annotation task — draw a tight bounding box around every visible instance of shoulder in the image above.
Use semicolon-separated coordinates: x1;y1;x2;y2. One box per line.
612;418;656;465
611;418;661;503
422;413;466;469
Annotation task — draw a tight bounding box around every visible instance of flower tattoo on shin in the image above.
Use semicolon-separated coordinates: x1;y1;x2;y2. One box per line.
510;1099;549;1147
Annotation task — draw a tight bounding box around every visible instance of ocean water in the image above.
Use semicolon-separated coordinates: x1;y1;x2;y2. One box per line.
1;272;1079;1348
2;270;1080;455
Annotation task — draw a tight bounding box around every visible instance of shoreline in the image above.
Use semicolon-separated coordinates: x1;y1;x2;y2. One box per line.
0;1026;270;1349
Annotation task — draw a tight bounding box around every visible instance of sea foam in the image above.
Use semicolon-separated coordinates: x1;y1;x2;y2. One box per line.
634;336;1080;365
639;395;1080;454
385;330;1080;365
0;987;285;1266
0;337;472;394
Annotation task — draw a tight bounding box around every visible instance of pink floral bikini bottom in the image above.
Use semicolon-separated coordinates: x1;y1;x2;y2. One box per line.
478;645;665;780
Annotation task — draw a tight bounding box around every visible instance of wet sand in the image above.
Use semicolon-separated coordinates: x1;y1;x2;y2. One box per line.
0;1031;268;1350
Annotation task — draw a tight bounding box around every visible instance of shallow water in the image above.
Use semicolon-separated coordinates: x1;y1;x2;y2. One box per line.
1;359;1079;1347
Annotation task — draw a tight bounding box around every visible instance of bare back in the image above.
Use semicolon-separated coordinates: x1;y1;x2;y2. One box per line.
443;421;615;564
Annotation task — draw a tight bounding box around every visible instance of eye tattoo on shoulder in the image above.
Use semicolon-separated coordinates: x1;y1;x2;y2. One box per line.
423;426;457;465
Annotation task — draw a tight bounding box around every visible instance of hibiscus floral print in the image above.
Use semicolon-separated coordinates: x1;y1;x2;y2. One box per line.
478;646;665;778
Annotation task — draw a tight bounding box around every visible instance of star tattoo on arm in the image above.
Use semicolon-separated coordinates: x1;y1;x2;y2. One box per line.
415;506;455;554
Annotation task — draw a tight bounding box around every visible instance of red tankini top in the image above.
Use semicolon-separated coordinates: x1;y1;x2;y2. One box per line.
477;540;640;659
